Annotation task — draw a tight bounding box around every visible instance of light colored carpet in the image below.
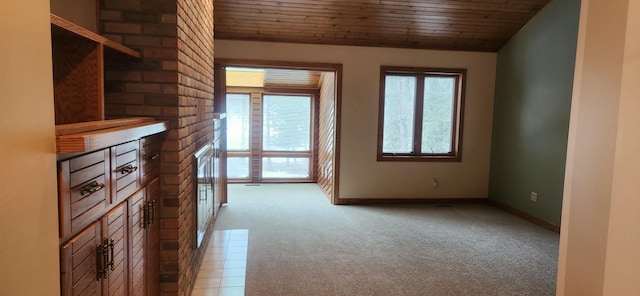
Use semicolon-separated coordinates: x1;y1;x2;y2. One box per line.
213;184;559;296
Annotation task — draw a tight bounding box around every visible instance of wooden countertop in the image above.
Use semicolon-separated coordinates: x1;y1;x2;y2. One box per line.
56;118;168;154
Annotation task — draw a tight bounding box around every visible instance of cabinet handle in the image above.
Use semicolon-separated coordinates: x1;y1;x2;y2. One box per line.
120;165;138;174
108;238;115;271
102;239;110;278
81;181;105;196
150;154;159;160
96;243;104;280
149;200;157;228
142;203;149;229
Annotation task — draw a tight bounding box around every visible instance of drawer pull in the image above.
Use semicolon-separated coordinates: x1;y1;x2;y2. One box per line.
81;181;105;196
150;154;159;160
120;165;138;174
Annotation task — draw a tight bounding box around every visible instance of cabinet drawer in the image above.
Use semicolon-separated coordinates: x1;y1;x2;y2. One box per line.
112;141;140;204
59;149;110;239
140;134;162;185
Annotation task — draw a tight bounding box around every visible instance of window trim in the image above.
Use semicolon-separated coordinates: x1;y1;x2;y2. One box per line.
261;93;313;153
261;92;315;181
225;88;319;182
377;66;466;162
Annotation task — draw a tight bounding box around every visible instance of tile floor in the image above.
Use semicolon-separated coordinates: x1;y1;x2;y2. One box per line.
191;229;248;296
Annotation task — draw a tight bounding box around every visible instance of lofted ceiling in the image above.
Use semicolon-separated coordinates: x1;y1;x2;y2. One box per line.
214;0;551;52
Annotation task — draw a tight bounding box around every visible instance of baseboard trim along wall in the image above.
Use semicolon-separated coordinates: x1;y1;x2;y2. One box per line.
487;200;561;234
334;197;560;234
336;198;488;205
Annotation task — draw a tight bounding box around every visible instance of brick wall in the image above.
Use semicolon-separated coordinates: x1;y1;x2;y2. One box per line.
176;0;215;294
100;0;179;124
100;0;214;295
318;73;336;200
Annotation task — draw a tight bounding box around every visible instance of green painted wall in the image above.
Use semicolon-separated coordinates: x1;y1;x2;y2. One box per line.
489;0;581;225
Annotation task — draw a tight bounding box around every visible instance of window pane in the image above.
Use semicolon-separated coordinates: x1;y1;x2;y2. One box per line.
262;95;311;151
227;157;250;179
262;157;310;178
226;94;251;151
383;75;416;153
422;76;456;154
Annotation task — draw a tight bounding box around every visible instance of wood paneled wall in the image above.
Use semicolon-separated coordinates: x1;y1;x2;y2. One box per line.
250;91;262;182
317;72;336;200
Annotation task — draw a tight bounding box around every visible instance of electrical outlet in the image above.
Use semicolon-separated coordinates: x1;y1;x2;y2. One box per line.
531;192;538;202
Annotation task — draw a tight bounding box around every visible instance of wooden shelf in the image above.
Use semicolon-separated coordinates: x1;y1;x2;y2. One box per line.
56;117;157;136
51;13;140;58
51;13;141;125
56;118;169;154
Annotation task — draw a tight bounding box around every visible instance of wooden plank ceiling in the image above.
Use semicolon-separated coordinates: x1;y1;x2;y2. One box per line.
214;0;551;52
264;68;322;88
227;67;323;88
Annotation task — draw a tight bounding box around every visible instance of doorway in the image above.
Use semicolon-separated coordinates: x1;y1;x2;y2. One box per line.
214;60;342;204
226;85;315;182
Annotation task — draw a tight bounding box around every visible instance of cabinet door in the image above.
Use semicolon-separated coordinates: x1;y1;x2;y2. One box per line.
60;222;102;296
102;203;128;296
145;177;161;296
128;189;146;296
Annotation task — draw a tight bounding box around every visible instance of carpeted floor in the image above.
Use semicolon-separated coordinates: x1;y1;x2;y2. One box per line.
213;184;559;296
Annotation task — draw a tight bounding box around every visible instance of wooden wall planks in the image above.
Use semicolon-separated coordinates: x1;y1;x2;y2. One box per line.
317;72;336;200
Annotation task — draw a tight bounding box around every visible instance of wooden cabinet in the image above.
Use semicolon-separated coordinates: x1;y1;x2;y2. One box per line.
52;12;166;296
58;135;164;296
128;189;146;296
127;179;160;296
144;178;161;296
60;202;127;296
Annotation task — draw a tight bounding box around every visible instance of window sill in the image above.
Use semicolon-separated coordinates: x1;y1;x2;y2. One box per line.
377;154;461;162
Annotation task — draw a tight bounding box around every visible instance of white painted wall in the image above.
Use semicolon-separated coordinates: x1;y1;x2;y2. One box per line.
558;0;640;295
0;0;60;295
215;40;496;199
